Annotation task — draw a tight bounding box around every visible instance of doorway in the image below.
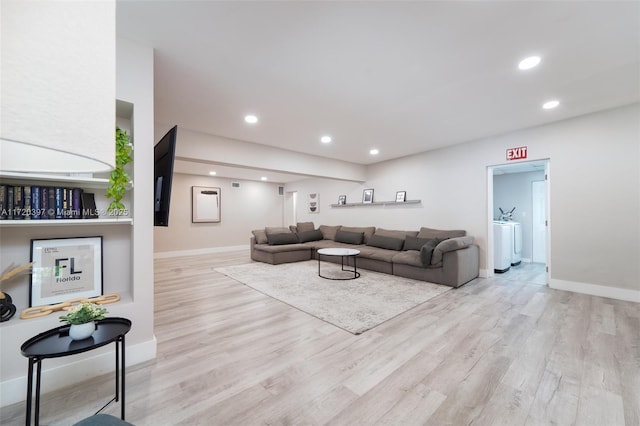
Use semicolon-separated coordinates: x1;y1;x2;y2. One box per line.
284;191;297;227
487;159;550;285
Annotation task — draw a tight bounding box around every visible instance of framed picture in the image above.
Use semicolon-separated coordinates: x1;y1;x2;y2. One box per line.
363;189;374;204
30;236;103;307
192;186;221;223
396;191;407;202
308;193;319;213
338;195;347;205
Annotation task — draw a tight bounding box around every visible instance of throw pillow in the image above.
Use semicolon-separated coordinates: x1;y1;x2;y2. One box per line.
265;226;291;235
366;234;405;251
319;225;341;240
334;230;364;245
340;226;376;243
420;239;441;266
296;222;315;233
297;229;324;243
375;228;418;240
417;227;465;240
403;236;432;251
252;229;268;245
267;232;299;245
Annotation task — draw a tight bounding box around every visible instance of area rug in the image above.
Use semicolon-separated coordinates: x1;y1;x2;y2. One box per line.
215;260;450;335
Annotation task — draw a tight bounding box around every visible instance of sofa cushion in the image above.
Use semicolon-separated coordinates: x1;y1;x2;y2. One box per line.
297;229;324;243
252;229;268;245
296;222;315;233
319;225;341;240
367;234;405;251
267;232;299;245
265;226;292;235
403;236;432;251
417;227;466;239
375;228;418;240
420;239;442;266
339;226;376;243
392;250;424;268
431;236;474;265
334;230;364;245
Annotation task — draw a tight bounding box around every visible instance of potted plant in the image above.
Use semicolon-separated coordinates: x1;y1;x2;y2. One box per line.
59;302;108;340
106;127;132;216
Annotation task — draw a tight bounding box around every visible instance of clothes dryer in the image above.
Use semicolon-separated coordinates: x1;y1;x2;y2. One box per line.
493;221;512;273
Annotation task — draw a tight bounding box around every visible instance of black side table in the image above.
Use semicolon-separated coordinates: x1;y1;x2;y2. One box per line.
20;317;132;426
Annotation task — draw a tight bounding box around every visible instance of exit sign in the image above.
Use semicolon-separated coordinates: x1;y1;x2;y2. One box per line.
506;146;528;160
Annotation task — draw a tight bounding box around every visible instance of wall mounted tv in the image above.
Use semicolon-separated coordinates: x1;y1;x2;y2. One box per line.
154;125;177;227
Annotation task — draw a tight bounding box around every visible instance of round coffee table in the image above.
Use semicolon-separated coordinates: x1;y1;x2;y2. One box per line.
317;248;361;280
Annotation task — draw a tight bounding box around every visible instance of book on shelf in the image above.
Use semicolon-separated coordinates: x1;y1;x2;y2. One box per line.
7;186;14;220
81;192;98;219
22;186;31;220
13;186;23;220
0;185;6;220
40;187;49;219
30;185;41;219
72;187;83;219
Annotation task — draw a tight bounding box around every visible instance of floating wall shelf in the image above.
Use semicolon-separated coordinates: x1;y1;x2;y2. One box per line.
330;200;421;208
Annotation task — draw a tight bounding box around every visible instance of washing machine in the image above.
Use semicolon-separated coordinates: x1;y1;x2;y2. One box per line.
493;221;512;273
508;221;522;266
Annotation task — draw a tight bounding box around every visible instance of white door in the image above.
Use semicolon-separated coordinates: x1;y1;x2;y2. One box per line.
532;180;546;263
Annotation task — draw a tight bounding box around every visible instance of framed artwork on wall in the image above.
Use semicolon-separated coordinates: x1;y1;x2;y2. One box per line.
29;236;103;307
309;193;319;213
192;186;221;223
338;195;346;205
363;189;374;204
396;191;407;202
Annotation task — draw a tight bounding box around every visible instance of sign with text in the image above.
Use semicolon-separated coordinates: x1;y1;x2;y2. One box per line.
506;146;528;160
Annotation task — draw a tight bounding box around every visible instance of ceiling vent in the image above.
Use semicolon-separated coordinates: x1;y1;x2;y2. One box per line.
231;182;240;188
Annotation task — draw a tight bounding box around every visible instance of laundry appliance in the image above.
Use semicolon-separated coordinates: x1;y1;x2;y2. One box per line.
505;221;522;266
493;221;512;273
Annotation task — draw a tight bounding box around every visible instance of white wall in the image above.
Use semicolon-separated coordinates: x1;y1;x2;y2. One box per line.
493;171;545;261
154;173;284;255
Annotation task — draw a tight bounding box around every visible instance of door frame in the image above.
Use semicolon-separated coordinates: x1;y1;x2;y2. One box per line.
486;159;551;285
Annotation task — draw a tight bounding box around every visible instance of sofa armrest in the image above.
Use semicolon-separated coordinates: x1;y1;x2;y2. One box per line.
432;236;474;265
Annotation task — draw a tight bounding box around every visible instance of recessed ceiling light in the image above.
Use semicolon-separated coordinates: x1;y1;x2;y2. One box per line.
320;135;332;143
261;176;267;181
542;100;560;109
370;149;379;155
209;171;217;176
244;115;258;124
518;56;541;70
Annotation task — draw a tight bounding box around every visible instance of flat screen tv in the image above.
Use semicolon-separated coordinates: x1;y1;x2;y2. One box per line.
154;125;177;226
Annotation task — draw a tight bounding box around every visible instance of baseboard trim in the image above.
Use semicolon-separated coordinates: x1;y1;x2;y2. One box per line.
0;337;157;407
154;244;249;259
549;279;640;303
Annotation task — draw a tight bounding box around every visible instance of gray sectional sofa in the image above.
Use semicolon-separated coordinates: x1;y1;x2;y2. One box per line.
250;222;479;288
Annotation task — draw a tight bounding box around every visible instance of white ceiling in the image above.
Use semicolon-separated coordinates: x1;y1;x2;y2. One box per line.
117;1;639;181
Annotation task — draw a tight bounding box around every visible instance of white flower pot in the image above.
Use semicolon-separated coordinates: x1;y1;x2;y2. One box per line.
69;322;95;340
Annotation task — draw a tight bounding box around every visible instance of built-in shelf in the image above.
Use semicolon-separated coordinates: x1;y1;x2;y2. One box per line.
330;199;422;207
0;218;132;227
0;171;109;188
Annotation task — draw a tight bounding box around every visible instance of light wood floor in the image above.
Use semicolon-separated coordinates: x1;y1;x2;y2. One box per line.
2;250;639;425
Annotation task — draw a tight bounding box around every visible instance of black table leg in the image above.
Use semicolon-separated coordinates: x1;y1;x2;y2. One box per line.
121;335;126;420
25;358;34;426
35;360;42;426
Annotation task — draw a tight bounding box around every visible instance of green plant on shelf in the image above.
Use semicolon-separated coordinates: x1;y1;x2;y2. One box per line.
59;302;108;325
106;127;132;215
